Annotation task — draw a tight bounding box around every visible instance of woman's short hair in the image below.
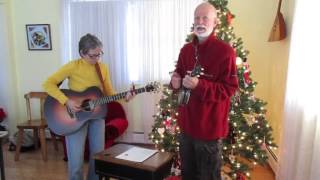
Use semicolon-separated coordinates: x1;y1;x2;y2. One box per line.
78;33;103;55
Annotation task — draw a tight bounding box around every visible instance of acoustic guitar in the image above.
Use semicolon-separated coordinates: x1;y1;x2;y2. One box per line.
44;82;160;135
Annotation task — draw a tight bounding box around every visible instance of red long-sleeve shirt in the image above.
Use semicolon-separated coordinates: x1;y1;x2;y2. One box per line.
175;34;239;140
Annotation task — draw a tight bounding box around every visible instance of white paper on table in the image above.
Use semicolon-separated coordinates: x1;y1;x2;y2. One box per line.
115;147;158;162
0;131;8;137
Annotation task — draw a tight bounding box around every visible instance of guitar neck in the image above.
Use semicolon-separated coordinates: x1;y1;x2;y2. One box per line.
93;87;146;106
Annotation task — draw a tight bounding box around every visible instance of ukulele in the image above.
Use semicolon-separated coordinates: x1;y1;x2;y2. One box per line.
177;65;203;105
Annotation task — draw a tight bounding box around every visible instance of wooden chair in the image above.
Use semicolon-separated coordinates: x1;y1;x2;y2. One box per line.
14;92;59;161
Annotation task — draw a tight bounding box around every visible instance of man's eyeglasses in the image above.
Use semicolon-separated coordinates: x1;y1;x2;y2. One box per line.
87;51;104;59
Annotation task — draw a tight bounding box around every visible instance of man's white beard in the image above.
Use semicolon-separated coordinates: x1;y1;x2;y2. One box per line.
194;25;213;39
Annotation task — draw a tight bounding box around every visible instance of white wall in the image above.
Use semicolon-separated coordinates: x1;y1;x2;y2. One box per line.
4;0;62;134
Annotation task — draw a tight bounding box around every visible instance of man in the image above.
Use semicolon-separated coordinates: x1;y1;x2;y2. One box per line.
171;2;239;180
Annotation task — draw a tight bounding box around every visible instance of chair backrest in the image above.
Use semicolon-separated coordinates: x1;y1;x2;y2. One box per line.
24;92;48;123
106;101;127;121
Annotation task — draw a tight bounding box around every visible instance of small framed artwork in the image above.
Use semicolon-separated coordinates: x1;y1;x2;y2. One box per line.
26;24;52;50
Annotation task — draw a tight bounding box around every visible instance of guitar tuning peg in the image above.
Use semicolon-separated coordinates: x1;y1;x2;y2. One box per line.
200;72;204;75
201;68;204;70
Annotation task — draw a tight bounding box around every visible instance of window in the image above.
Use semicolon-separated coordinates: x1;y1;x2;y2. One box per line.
61;0;201;89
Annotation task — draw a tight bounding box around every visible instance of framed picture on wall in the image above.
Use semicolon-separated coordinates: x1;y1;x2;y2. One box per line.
26;24;52;50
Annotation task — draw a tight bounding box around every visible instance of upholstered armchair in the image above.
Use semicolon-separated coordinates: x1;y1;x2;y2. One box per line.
61;101;128;161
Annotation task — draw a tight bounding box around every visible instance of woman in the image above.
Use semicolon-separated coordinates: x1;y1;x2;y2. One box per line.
43;33;134;180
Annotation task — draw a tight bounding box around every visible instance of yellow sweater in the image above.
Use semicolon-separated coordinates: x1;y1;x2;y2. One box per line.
43;58;115;105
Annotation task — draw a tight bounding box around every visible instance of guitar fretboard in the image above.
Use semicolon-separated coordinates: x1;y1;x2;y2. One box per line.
92;87;147;106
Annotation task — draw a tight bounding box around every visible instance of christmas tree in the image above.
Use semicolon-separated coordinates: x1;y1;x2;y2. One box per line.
149;0;277;179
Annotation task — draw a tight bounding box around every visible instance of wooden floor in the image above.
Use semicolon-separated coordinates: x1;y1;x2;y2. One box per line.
2;140;275;180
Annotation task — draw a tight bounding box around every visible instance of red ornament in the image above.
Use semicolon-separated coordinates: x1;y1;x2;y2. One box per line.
243;71;251;84
164;118;172;128
243;63;252;85
173;155;181;169
227;12;233;25
236;173;246;180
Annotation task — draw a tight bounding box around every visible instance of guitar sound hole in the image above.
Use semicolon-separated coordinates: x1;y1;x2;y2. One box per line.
81;99;92;111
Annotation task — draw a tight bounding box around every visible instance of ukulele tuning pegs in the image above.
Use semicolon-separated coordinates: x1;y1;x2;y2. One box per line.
145;81;161;93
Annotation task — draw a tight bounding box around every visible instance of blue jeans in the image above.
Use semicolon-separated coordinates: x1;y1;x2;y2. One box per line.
65;119;105;180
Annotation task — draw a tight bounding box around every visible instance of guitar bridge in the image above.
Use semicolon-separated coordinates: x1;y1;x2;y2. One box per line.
89;101;95;111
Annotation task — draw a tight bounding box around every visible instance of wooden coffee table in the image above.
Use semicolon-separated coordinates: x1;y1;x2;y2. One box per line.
94;143;174;180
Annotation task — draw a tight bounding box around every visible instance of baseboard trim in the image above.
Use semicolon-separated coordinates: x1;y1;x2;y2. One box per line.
117;131;149;144
266;146;278;174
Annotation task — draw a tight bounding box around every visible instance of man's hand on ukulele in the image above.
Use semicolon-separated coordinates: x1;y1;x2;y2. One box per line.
171;72;182;89
183;71;199;89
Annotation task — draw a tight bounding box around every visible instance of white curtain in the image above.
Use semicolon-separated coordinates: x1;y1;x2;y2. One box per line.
0;2;16;132
277;0;320;179
126;0;200;83
61;0;201;88
61;0;202;142
61;0;129;89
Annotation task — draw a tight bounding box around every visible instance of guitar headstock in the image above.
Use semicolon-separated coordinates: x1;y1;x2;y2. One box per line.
145;82;161;93
191;65;204;77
